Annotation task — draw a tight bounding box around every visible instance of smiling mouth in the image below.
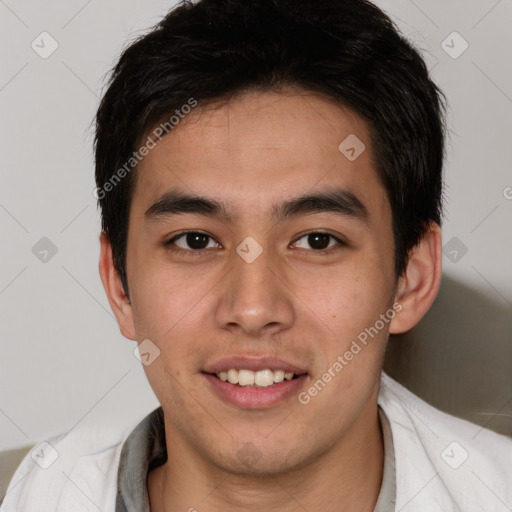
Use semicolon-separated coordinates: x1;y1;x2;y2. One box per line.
205;368;303;388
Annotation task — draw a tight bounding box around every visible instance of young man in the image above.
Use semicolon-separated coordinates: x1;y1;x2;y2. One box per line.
2;0;511;511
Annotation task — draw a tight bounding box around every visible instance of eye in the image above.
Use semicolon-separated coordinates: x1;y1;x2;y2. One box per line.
292;232;345;252
165;231;220;254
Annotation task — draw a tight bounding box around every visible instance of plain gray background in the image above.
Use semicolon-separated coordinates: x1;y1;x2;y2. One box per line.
0;0;511;451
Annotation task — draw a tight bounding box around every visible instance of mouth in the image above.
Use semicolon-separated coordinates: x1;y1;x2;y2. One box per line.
206;368;303;387
201;357;309;409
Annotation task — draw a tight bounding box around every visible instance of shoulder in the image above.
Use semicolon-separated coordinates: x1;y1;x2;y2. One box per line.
379;371;512;511
0;445;35;506
0;421;133;511
379;371;512;450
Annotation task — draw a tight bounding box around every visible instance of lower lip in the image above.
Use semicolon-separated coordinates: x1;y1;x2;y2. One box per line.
202;373;308;409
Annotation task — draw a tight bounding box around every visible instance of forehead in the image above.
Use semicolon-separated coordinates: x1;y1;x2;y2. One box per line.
132;89;390;223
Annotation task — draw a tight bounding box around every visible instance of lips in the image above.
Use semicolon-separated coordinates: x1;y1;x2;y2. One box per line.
201;355;309;409
202;355;309;375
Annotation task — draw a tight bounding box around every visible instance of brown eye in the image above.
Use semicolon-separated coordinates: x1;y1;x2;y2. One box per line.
293;232;344;251
166;231;220;254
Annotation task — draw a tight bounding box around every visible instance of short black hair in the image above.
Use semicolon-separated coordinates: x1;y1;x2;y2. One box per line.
94;0;446;296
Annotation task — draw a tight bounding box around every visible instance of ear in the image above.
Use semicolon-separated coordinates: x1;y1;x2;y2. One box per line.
98;231;137;340
389;221;442;334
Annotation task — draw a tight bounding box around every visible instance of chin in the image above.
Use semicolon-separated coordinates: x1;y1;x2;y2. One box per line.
209;443;317;478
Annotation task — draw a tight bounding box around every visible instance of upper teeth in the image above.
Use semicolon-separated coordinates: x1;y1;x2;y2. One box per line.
216;369;295;387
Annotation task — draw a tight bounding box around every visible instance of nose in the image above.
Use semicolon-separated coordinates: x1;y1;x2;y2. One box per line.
214;243;295;338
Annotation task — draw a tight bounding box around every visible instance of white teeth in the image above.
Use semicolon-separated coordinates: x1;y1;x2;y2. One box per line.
255;369;274;387
227;369;239;384
238;369;255;386
273;370;285;383
215;368;298;387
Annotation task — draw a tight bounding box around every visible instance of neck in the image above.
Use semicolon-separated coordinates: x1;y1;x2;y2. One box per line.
148;402;384;512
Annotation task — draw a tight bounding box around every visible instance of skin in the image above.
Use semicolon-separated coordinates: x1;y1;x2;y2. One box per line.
99;87;442;511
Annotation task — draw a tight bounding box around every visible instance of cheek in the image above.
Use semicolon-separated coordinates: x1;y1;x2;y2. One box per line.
292;258;391;336
130;265;212;372
129;251;198;335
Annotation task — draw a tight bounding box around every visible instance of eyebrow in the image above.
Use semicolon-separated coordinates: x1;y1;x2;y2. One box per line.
145;187;369;224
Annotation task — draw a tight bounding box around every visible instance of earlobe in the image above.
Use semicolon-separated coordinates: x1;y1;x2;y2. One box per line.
98;232;137;340
389;221;443;334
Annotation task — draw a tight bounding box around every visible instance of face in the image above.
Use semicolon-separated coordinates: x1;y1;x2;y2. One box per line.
119;88;400;475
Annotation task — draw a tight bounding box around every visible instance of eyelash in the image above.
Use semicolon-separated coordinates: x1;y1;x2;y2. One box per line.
164;231;346;257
